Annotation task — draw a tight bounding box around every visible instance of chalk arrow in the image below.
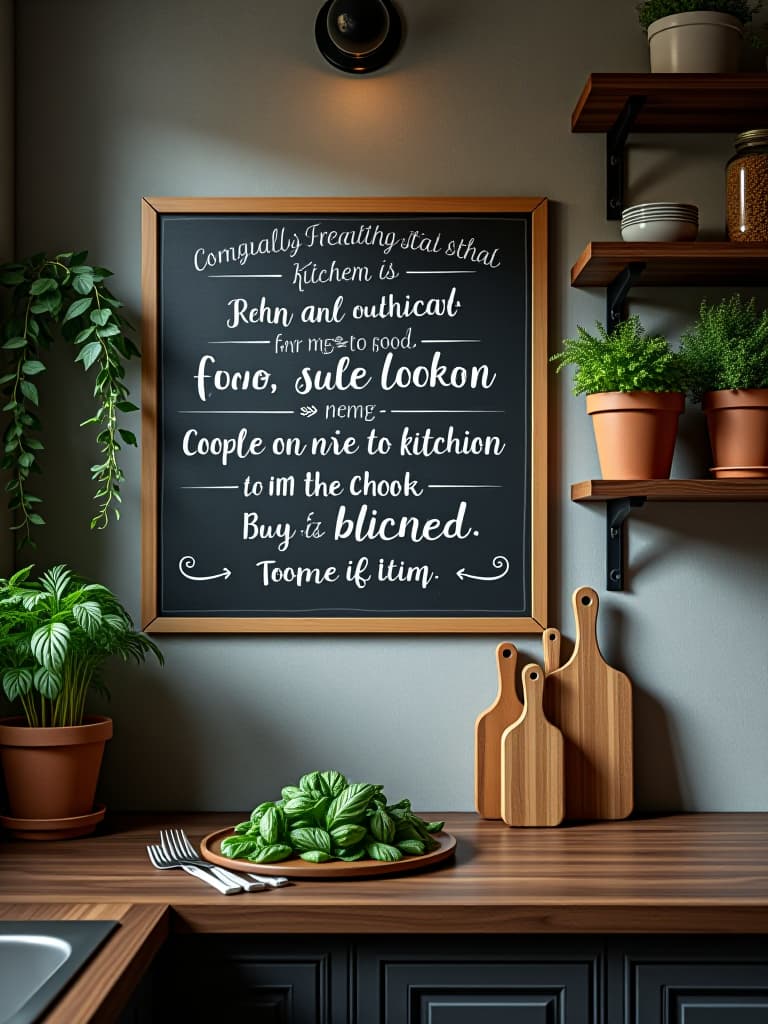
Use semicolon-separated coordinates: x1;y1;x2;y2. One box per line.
300;405;318;418
456;555;510;583
178;555;232;582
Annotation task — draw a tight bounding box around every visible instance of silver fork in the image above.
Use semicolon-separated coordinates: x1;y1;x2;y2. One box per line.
161;828;271;893
146;843;242;894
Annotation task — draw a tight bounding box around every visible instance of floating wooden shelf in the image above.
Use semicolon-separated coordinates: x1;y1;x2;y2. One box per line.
571;242;768;288
571;480;768;590
570;242;768;328
572;479;768;502
572;73;768;133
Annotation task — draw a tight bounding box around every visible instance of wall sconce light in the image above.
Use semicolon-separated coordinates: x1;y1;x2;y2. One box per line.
315;0;402;74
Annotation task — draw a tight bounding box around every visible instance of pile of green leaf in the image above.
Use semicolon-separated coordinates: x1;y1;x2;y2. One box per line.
221;770;444;864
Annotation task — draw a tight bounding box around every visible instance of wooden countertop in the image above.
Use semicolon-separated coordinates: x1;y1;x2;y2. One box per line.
2;812;768;935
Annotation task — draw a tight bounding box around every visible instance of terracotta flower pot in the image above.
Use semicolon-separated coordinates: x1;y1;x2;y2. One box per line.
647;11;743;73
703;388;768;478
0;715;112;835
586;391;685;480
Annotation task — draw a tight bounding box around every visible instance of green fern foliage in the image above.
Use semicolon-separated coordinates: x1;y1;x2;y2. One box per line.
550;317;682;396
678;295;768;403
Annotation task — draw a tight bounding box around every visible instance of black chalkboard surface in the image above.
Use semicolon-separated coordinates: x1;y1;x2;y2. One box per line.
141;198;548;633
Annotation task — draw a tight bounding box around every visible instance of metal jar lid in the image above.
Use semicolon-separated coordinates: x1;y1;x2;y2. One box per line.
734;129;768;151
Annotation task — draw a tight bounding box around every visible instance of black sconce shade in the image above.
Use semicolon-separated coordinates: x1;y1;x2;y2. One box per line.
316;0;402;74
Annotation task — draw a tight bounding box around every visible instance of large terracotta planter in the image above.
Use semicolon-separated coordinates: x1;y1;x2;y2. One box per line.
0;715;112;838
586;391;685;480
703;388;768;478
647;11;743;72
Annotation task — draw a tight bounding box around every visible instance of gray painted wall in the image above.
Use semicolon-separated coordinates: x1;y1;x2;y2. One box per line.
12;0;768;812
0;0;12;563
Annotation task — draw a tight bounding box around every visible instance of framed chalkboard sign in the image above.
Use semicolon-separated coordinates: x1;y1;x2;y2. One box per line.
141;197;548;633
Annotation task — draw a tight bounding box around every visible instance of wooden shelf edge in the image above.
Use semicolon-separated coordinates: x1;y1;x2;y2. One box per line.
571;73;768;133
571;479;768;502
570;242;768;288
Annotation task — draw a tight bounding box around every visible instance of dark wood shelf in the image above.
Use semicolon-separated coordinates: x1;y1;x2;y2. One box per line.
571;242;768;288
572;73;768;133
572;479;768;502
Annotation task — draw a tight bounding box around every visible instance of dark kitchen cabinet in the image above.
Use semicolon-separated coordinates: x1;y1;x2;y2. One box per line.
355;936;600;1024
610;938;768;1024
156;935;350;1024
154;934;768;1024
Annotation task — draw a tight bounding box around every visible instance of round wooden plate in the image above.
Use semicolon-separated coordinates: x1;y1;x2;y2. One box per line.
201;827;457;879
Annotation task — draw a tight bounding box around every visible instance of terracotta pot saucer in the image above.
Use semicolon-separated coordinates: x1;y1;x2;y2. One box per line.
710;465;768;479
0;802;106;840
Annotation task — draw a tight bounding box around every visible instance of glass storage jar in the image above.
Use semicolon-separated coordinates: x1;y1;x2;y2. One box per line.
726;129;768;242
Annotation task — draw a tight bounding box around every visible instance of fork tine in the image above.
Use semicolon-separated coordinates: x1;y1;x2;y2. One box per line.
153;843;174;865
175;828;198;859
161;829;184;860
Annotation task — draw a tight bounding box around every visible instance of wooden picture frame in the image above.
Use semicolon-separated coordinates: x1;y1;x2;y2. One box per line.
140;196;548;630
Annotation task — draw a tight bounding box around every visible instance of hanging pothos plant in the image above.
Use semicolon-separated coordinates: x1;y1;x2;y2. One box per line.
0;251;139;546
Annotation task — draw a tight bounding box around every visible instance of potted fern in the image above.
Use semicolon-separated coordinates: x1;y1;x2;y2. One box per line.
637;0;762;72
678;295;768;478
0;565;163;839
551;317;685;479
0;251;139;546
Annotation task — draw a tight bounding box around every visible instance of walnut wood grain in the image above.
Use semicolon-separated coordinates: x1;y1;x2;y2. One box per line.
571;479;768;502
571;242;768;288
1;813;768;934
571;73;768;133
0;903;168;1024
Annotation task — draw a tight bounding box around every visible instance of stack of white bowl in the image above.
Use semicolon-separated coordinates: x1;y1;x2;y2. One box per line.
620;203;699;242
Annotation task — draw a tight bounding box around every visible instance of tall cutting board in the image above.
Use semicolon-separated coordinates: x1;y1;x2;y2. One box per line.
474;642;521;819
544;587;633;820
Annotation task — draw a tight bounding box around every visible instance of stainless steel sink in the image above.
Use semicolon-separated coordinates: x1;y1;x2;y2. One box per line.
0;921;118;1024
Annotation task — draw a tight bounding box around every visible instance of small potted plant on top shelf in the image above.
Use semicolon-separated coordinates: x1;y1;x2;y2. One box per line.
551;316;685;480
0;564;163;839
678;294;768;478
637;0;762;72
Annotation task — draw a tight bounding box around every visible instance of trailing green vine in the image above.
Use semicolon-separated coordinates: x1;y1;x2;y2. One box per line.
0;251;139;546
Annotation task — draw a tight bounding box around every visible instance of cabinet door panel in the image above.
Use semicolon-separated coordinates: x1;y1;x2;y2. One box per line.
158;937;348;1024
357;939;599;1024
628;957;768;1024
412;990;561;1024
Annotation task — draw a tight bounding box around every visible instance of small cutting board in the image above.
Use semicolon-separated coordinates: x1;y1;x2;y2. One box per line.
501;663;564;827
474;642;521;819
544;586;633;821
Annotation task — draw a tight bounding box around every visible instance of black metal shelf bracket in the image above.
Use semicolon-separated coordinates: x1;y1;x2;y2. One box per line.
606;94;646;220
606;261;646;331
606;496;646;591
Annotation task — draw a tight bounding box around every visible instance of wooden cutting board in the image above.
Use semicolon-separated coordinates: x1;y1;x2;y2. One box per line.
544;586;633;821
542;626;561;674
501;663;564;827
474;642;521;819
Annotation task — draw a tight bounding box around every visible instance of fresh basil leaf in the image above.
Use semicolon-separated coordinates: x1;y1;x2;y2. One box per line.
247;843;293;864
290;827;331;854
299;850;331;863
366;841;402;863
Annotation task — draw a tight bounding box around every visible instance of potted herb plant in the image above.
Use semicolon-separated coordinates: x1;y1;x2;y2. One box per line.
0;251;139;546
678;294;768;478
0;564;163;839
551;316;685;480
637;0;761;72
